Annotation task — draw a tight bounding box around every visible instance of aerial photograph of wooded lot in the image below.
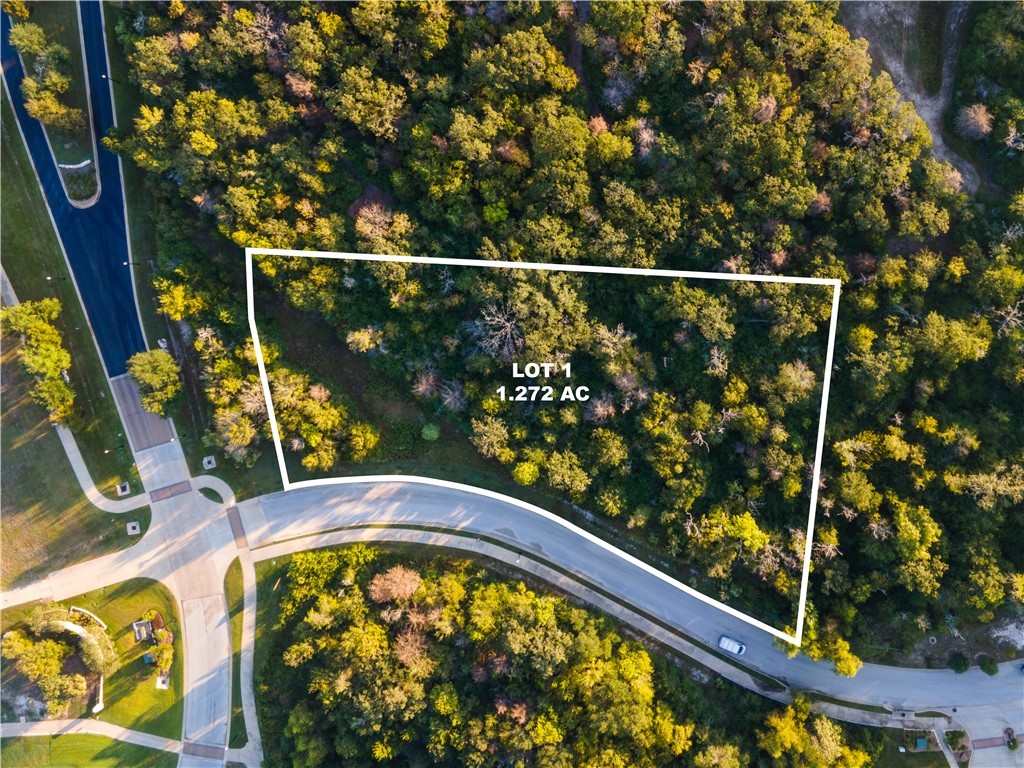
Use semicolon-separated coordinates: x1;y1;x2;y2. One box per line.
0;1;1021;767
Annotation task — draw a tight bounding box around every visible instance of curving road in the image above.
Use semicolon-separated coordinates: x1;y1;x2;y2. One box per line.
3;454;1022;767
242;481;1024;713
1;3;1021;765
1;1;145;376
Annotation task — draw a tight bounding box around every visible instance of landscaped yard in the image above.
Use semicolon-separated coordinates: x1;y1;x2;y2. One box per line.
0;579;184;740
0;734;176;768
1;94;137;497
17;1;94;167
0;344;150;589
224;557;247;748
875;728;950;767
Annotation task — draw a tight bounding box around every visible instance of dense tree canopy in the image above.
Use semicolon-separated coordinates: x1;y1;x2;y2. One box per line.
258;546;877;768
8;19;84;133
108;1;1024;671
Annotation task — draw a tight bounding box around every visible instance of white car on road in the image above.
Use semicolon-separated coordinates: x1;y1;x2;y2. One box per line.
718;636;746;655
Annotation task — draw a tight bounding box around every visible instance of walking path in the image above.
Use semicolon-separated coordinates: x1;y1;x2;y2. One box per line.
841;1;981;193
0;719;182;755
2;4;1020;766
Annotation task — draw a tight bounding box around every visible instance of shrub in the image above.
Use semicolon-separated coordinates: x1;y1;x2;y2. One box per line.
978;654;998;676
421;423;440;441
512;461;540;486
948;651;970;673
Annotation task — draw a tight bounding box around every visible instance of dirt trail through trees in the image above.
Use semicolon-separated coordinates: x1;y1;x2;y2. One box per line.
841;1;980;193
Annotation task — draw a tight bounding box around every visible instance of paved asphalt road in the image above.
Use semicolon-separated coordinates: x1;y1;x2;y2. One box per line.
242;481;1024;715
1;1;145;376
2;439;1021;766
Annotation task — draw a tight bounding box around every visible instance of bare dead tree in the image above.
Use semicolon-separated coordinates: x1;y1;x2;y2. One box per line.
706;345;729;377
994;299;1023;337
752;93;777;123
584;392;617;423
954;103;994;140
368;566;422;603
813;539;841;560
682;513;701;540
673;322;692;345
440;379;467;412
239;379;268;417
412;367;441;398
308;383;331;403
867;516;893;540
437;267;455;296
394;629;427;667
473;303;523;362
691;430;709;451
634;118;656;157
687;57;709;85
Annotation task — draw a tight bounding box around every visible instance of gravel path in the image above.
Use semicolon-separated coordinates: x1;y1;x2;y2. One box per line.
841;1;980;194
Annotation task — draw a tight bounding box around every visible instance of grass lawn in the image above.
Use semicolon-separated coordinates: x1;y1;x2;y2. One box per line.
1;94;138;498
253;557;289;745
1;579;184;740
17;1;94;169
0;344;150;589
875;729;949;767
0;734;176;768
224;557;247;748
100;5;284;502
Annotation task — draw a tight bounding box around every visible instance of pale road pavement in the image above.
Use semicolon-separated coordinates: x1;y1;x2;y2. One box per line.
3;441;1021;767
5;244;1022;767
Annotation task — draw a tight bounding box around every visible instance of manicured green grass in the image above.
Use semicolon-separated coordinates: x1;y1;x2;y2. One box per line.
224;557;247;748
18;1;94;169
1;579;184;740
876;729;949;767
0;344;150;589
197;486;224;504
253;557;289;744
0;734;177;768
1;94;138;497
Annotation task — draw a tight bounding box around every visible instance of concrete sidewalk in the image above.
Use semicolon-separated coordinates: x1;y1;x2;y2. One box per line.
110;374;175;452
55;426;149;513
0;718;182;754
2;265;148;514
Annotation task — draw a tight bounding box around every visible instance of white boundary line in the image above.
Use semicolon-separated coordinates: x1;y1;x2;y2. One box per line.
245;248;843;645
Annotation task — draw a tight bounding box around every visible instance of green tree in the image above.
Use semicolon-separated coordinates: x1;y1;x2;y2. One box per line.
0;299;75;424
127;349;182;416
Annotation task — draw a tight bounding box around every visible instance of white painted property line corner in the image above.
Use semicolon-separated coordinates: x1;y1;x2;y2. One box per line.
244;248;844;646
